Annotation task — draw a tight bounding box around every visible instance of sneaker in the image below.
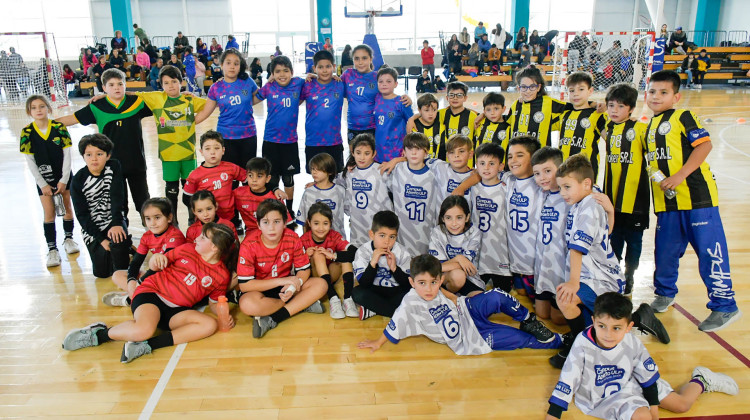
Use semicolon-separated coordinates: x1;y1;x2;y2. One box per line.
329;296;345;319
633;303;670;344
343;297;359;318
303;300;325;314
63;238;80;254
120;341;152;363
359;305;376;321
693;366;739;395
236;225;245;237
226;289;241;305
102;291;130;307
46;249;61;267
519;313;556;343
549;332;575;369
650;295;675;313
252;316;277;338
624;274;634;296
62;322;106;351
698;310;742;332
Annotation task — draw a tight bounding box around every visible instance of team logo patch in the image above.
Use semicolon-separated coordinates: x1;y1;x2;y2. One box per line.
293;92;299;99
220;173;229;181
626;128;636;141
580;118;591;129
460;126;470;135
387;319;396;330
368;82;375;89
241;89;249;96
555;381;572;395
573;230;594;245
167;111;182;119
533;111;545;123
388;112;395;119
498;131;507;140
658;121;671;135
201;276;213;287
643;357;657;372
281;252;290;263
433;135;440;144
334;92;340;99
239;257;246;264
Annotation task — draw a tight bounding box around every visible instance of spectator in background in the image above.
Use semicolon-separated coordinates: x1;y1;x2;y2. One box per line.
108;49;124;70
459;28;471;52
617;49;633;82
173;31;189;57
567;35;585;72
446;34;460;54
467;43;480;67
584;40;600;67
514;27;528;51
421;40;435;81
133;23;148;47
601;40;623;67
529;29;541;51
341;44;353;69
449;42;463;75
183;46;197;93
266;54;274;78
680;52;697;88
168;53;184;75
478;33;491;65
516;44;531;70
250;57;263;87
694;48;711;89
143;39;158;63
196;38;209;65
324;38;334;54
82;48;97;80
416;68;435;93
131;46;150;81
210;38;223;57
493;24;512;50
660;24;669;40
434;74;446;91
669;27;695;55
226;35;239;51
149;58;163;90
274;46;282;57
210;55;223;83
474;21;487;43
63;64;76;85
111;30;127;57
194;56;206;96
92;55;112;92
487;44;501;71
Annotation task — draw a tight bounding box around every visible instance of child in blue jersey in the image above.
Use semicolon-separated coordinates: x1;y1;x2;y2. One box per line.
373;66;413;162
255;55;306;218
183;46;198;94
301;50;345;172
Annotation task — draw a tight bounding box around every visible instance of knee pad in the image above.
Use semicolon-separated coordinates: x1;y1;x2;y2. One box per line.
281;175;294;187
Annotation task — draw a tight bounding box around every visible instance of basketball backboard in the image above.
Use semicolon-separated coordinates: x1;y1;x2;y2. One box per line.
344;0;403;17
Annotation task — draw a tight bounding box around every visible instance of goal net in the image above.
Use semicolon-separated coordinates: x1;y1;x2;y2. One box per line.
0;32;67;108
551;31;655;98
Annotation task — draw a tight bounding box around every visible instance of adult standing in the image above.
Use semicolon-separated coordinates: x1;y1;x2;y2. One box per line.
324;38;334;54
8;47;27;95
0;50;18;100
111;31;127;57
340;44;353;70
492;24;512;65
174;31;189;58
196;38;209;65
474;22;487;43
133;23;149;47
421;40;435;81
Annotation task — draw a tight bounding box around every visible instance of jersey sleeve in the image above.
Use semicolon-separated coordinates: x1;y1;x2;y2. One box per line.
429;227;449;261
73;104;96;126
19;126;32;154
333;234;350;252
631;338;661;387
383;301;413;343
401;102;414;121
568;203;597;255
680;110;710;147
465;228;481;262
353;246;371;280
395;245;412;274
292;236;311;272
549;336;585;411
207;82;220;101
236;242;256;282
192;96;207;113
136;233;151;255
182;168;200;195
233;163;247;182
255;83;269;101
53;122;73;149
295;190;313;227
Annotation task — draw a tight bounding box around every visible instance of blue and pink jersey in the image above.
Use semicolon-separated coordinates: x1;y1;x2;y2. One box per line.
256;77;305;144
207;77;259;139
341;68;378;131
373;93;413;162
301;79;345;147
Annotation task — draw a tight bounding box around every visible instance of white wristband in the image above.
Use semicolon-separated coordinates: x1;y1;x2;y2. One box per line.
297;277;304;287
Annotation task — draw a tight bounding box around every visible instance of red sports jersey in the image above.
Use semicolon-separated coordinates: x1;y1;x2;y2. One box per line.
300;229;350;266
183;161;247;219
136;225;187;255
233;186;283;232
133;243;231;307
185;217;238;243
237;229;310;282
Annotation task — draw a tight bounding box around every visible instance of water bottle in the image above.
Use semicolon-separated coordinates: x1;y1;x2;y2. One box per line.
647;167;677;199
216;295;232;332
53;193;66;217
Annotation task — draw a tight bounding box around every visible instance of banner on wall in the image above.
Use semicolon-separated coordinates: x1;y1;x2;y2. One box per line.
305;42;324;73
652;37;666;72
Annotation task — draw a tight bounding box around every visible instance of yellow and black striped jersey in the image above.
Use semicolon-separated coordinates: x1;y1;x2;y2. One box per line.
603;119;650;216
508;95;570;147
435;107;477;160
644;109;718;212
473;118;512;166
413;115;444;159
557;107;607;180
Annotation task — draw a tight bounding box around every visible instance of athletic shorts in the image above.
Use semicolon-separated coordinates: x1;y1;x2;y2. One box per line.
261;285;285;299
223;136;258;169
305;144;345;173
162;159;197;182
36;171;74;195
586;378;674;420
131;292;190;331
347;128;375;144
262;141;300;176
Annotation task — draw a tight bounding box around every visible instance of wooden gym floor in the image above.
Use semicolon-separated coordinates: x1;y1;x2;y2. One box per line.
0;86;748;419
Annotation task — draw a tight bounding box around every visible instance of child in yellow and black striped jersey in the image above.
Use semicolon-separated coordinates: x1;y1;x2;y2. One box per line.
473;92;512;166
411;93;443;158
602;83;650;296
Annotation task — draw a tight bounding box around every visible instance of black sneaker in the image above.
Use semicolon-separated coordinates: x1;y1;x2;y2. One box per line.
236;225;245;237
624;274;634;295
634;303;670;344
226;289;241;304
519;313;555;343
549;346;570;369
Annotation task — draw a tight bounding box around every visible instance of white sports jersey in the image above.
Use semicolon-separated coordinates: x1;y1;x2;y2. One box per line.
344;163;394;247
470;178;511;276
353;240;411;287
388;161;440;257
429;225;484;289
550;327;663;417
505;173;544;275
534;191;570;295
296;184;347;237
384;288;492;355
566;194;623;294
433;162;474;209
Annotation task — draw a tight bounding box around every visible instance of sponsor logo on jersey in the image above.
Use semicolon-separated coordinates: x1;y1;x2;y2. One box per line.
387;319;396;330
167;111;183;119
573;230;594;245
428;303;451;324
643;357;657;372
293;92;299;99
316;198;336;210
334;92;340;99
533;111;545;123
509;189;529;207
446;244;464;259
475;196;498;212
498;130;507;140
447;179;468;194
376;266;392;280
555;381;572;395
657;121;671;135
239;257;246;264
540;206;560;221
351;178;373;191
566;213;574;229
180;259;189;265
594;364;625;386
428;249;438;256
688;127;709;141
404;184;428;199
312;95;319;100
201;276;213;287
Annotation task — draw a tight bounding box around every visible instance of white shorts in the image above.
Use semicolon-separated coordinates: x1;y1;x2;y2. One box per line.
586;378;674;420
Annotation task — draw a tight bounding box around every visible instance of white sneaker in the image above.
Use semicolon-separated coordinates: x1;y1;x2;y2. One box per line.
63;238;80;254
46;249;61;267
343;297;359;318
693;366;739;395
329;296;345;319
102;291;130;307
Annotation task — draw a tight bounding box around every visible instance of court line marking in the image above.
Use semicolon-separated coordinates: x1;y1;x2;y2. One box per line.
716;124;750;159
139;343;187;419
672;303;750;369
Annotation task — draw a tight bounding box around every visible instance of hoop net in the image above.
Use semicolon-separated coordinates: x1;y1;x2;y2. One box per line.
0;32;68;108
551;31;655;99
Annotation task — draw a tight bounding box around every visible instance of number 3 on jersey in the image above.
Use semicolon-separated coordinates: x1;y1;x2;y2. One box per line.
405;201;425;221
509;209;529;232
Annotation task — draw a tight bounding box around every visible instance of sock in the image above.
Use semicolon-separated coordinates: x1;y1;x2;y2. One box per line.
690;377;707;393
285;199;294;219
567;312;587;338
321;274;337;299
95;328;112;345
146;332;174;350
43;222;57;250
270;307;291;324
165;182;179;221
343;272;354;299
63;219;74;239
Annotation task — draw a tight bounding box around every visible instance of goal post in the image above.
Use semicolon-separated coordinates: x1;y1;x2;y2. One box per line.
0;32;68;108
551;31;655;100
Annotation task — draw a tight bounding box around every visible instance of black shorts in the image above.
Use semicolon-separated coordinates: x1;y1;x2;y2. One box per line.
305;144;345;173
131;292;190;331
262;141;301;176
261;285;285;299
36;171;74;195
536;291;556;301
223;136;258;169
347;128;375;144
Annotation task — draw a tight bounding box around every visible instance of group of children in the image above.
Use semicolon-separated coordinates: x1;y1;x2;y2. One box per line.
19;43;741;418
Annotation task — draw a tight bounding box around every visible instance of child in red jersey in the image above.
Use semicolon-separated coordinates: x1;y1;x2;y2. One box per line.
301;202;358;319
237;199;328;338
233;157;287;233
183;131;247;231
105;198;187;307
62;223;238;363
186;190;237;242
